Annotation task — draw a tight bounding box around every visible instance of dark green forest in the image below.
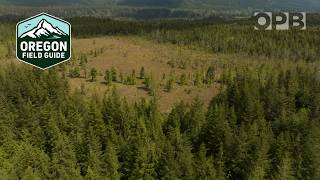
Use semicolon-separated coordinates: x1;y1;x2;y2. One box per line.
69;17;320;62
148;26;320;62
1;59;320;179
0;16;320;179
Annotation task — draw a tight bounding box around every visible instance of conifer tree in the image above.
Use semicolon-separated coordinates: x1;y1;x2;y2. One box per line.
90;68;98;82
195;144;217;179
179;73;187;85
104;70;112;85
274;152;295;180
50;134;82;180
140;66;145;79
165;77;174;92
111;67;117;82
119;73;124;83
103;142;121;179
206;66;215;84
21;167;41;180
204;104;232;155
130;69;136;85
184;97;205;143
303;121;320;179
194;71;203;87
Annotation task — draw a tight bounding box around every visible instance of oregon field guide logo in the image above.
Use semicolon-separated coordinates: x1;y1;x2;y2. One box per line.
16;13;71;69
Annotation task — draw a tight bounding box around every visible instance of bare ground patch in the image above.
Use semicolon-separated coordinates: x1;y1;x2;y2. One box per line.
67;36;221;112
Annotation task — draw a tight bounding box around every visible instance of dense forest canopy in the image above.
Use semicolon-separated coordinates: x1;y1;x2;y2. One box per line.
0;54;319;179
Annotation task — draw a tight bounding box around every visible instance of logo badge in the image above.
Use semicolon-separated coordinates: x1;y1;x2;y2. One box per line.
16;13;71;69
254;12;306;30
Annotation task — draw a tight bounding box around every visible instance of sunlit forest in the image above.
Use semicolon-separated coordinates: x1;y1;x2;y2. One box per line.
0;12;320;180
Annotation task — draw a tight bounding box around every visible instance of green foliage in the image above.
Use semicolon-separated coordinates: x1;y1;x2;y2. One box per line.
90;68;98;82
195;144;217;179
194;70;203;87
150;25;320;62
179;73;187;85
165;74;175;92
0;62;319;179
79;54;88;66
119;73;124;83
125;70;137;85
144;73;157;96
21;167;42;180
50;134;82;179
139;66;145;79
69;67;81;78
104;69;113;85
111;67;117;82
165;78;174;92
206;66;215;84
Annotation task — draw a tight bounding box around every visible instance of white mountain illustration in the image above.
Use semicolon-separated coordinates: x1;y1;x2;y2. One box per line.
20;19;67;38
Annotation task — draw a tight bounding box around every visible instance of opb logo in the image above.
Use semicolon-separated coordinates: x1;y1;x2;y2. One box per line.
254;12;306;30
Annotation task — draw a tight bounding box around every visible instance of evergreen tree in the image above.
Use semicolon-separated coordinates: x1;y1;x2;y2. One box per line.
130;69;137;85
50;134;82;180
194;70;203;87
111;67;117;82
10;143;50;179
159;128;195;179
21;167;41;180
179;73;187;85
184;97;205;143
140;66;145;79
274;152;295;180
84;128;105;179
203;104;232;155
0;46;318;179
119;73;124;83
144;75;151;90
104;69;112;85
69;67;81;78
90;68;98;82
80;55;88;78
195;144;217;179
303;121;320;179
206;66;215;84
103;142;121;179
165;77;174;92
